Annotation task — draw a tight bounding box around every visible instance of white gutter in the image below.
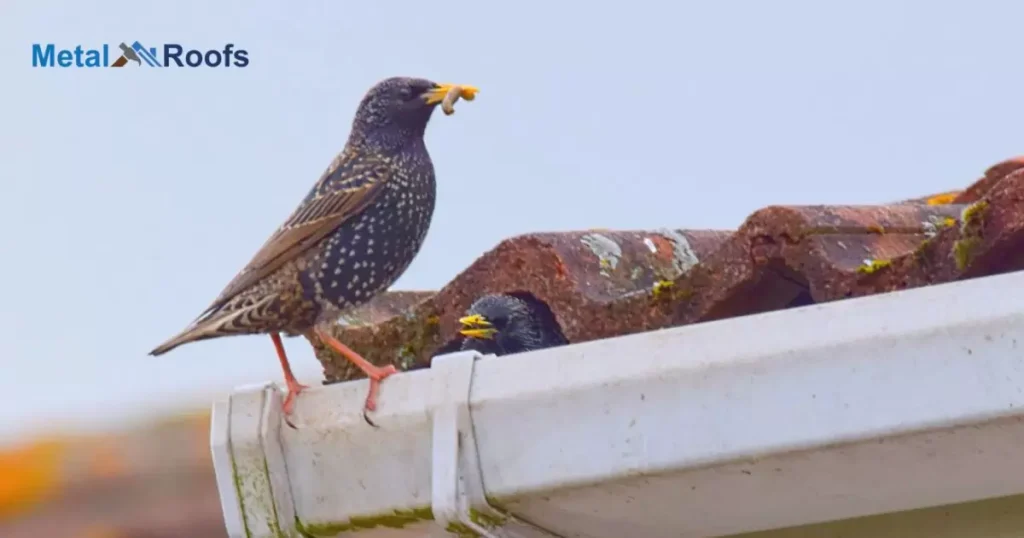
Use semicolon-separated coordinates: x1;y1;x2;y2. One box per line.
211;269;1024;537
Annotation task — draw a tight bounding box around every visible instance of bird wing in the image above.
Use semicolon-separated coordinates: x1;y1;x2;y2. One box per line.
198;149;393;318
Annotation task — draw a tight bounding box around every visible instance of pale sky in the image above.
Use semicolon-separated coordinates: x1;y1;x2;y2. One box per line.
2;0;1022;442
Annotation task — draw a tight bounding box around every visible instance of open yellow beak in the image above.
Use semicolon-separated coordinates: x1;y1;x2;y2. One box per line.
458;314;496;339
423;83;479;105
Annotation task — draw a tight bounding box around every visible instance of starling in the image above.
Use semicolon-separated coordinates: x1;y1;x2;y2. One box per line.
149;76;478;418
458;294;569;356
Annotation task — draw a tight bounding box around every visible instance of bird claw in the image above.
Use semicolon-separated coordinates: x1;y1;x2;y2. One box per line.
281;380;309;429
360;365;397;428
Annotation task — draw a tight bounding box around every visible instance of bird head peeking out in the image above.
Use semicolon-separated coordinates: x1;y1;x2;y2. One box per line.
349;76;478;151
458;294;569;356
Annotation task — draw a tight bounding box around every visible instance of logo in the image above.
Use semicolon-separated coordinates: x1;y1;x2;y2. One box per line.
31;42;249;68
111;42;158;67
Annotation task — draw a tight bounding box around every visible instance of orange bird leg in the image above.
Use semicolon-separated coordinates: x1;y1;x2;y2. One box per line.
312;328;397;413
271;332;309;415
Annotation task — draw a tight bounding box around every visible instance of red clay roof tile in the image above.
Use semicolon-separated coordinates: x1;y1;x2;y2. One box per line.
314;156;1024;384
955;156;1024;204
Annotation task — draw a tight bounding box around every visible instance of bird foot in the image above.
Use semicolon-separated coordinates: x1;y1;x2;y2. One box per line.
311;328;399;427
363;364;397;411
282;380;309;414
282;379;309;429
361;364;397;427
270;332;309;429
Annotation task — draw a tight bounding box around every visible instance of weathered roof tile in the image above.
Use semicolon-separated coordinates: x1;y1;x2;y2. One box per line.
313;229;730;381
315;157;1024;384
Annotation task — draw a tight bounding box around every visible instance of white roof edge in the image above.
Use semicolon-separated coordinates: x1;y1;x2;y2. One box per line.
213;269;1024;537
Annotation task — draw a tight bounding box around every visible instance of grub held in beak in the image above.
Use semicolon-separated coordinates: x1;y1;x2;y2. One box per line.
423;83;479;105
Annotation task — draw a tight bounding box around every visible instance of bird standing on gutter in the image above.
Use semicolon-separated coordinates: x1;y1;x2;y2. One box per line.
150;76;478;423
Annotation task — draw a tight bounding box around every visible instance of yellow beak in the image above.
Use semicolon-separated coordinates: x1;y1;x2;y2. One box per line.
458;314;496;339
423;83;479;105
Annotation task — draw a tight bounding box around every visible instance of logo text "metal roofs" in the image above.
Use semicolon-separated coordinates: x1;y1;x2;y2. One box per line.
31;42;250;68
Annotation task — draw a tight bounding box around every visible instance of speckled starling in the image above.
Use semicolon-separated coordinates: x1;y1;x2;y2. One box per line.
149;76;478;418
458;294;569;356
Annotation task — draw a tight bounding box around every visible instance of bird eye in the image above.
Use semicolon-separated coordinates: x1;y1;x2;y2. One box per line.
399;87;413;100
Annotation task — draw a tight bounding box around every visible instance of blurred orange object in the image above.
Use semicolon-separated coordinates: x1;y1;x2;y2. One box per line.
926;191;960;205
0;410;224;538
0;438;65;520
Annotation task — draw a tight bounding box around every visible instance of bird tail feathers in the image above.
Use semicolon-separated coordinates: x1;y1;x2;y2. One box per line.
149;321;221;356
148;295;276;356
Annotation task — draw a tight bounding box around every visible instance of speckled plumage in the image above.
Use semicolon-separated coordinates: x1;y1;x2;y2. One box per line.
149;76;478;420
150;77;447;355
459;294;569;356
302;148;436;326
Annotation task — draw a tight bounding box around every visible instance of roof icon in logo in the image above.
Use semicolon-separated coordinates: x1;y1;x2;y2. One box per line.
111;41;160;68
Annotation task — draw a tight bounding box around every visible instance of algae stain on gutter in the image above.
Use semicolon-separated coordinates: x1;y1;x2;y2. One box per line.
231;443;287;538
262;458;284;537
292;500;514;536
295;507;435;536
470;507;509;528
443;508;512;536
231;452;254;538
445;522;481;537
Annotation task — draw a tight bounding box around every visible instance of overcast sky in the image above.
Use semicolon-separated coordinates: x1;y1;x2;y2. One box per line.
2;0;1022;442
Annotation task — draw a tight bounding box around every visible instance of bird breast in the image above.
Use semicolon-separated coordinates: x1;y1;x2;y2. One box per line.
301;168;436;320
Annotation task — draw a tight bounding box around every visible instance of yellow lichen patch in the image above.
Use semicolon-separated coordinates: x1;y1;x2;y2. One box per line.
926;192;960;205
954;237;982;271
651;279;675;299
857;259;892;274
866;224;886;234
960;200;989;231
0;438;66;519
650;279;694;303
953;200;990;271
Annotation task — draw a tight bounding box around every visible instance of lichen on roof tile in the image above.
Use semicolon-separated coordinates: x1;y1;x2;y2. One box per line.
314;229;728;382
313;156;1024;386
